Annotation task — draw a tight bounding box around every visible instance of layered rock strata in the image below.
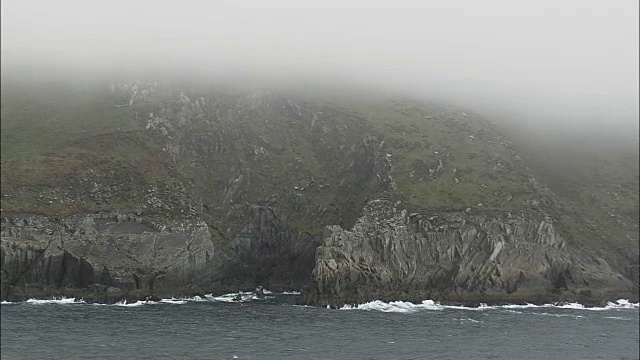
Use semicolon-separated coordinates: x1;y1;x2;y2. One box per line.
301;200;634;307
1;207;317;302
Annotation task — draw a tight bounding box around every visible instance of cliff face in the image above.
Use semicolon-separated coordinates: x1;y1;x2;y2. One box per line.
302;200;634;307
1;207;316;301
1;79;637;303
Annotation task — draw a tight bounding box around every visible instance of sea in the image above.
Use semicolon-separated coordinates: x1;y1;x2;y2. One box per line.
1;292;638;360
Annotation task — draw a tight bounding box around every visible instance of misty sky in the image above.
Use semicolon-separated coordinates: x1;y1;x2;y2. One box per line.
1;0;638;134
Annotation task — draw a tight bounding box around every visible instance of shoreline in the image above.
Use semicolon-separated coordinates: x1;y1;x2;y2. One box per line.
2;287;638;309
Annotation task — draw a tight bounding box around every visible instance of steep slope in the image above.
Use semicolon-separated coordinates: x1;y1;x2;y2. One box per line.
0;79;394;301
506;133;639;286
1;78;637;304
302;200;632;307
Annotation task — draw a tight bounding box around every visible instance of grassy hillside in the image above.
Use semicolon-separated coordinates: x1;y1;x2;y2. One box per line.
1;77;637;271
507;132;639;277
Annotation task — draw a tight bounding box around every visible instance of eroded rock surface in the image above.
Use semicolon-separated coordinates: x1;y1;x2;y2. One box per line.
1;83;637;304
301;200;634;307
1;207;317;301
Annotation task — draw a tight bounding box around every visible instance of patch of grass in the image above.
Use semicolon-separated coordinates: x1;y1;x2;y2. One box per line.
2;78;636;265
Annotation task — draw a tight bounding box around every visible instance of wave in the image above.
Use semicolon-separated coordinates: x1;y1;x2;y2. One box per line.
1;297;86;305
0;289;301;306
532;312;585;319
5;294;635;312
455;317;482;323
107;292;273;306
340;300;443;313
113;300;149;307
209;291;271;302
21;297;85;305
339;299;640;313
503;299;639;311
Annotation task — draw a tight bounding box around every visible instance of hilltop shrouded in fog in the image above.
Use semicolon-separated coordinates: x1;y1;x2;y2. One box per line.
2;0;638;139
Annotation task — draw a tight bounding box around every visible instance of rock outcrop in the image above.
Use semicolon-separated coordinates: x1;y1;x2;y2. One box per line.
1;207;317;301
301;200;635;307
1;80;637;304
1;212;215;300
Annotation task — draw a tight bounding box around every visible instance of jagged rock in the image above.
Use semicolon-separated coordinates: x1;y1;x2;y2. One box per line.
225;205;318;288
301;200;634;307
1;83;637;306
1;206;318;300
1;213;216;297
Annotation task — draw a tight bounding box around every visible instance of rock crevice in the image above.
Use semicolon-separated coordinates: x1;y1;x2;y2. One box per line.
301;200;634;307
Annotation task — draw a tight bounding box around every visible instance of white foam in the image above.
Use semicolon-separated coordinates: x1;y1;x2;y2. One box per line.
1;289;288;307
210;291;252;302
338;298;639;313
341;300;445;313
90;291;274;306
604;316;632;321
93;298;187;306
159;298;187;305
209;291;273;302
458;317;481;323
504;309;524;314
113;300;149;307
607;299;640;309
533;312;585;318
536;299;639;311
2;288;295;306
443;303;493;311
24;297;84;305
500;303;542;309
107;291;275;305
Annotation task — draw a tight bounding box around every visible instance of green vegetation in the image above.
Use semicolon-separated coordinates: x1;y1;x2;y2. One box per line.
507;132;639;269
1;77;637;267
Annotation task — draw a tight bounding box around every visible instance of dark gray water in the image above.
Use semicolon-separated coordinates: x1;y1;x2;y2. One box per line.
1;294;638;360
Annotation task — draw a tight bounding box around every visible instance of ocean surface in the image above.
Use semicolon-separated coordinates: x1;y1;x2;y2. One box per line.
1;292;638;360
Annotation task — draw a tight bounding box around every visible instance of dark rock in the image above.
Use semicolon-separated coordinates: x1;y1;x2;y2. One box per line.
300;200;635;306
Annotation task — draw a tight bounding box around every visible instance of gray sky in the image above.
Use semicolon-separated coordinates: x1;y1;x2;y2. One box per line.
2;0;638;136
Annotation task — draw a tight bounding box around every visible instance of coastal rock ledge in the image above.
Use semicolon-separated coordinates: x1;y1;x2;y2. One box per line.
301;200;636;307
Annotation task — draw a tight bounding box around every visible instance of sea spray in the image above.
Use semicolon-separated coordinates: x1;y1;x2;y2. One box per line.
338;299;639;313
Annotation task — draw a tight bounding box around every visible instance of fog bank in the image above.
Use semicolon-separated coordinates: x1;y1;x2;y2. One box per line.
2;0;638;139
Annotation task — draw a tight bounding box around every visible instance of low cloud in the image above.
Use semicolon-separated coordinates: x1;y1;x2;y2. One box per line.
2;0;638;139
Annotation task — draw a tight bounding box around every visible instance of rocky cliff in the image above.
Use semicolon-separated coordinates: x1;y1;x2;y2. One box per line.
1;78;637;304
301;200;634;307
1;207;317;301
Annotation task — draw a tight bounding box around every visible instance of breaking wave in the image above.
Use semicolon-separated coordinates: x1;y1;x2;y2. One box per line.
208;291;274;303
339;299;639;313
112;300;149;307
3;295;637;313
0;289;299;306
340;300;444;313
604;316;633;321
97;292;276;306
2;297;87;305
